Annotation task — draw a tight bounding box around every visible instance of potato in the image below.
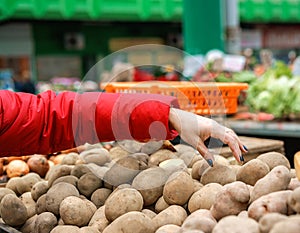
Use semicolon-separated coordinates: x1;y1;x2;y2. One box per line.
200;163;236;185
50;225;80;233
192;179;203;192
27;154;50;177
78;173;102;197
191;159;209;180
79;226;100;233
51;175;78;187
248;190;293;221
141;140;164;155
17;172;41;195
20;192;36;218
152;205;187;231
155;196;170;213
269;216;300;233
181;209;217;233
0;187;15;203
132;167;168;206
210;181;250;220
148;149;177;167
103;156;140;186
47;164;73;187
86;163;109;180
188;183;222;213
236;159;270;186
159;158;187;176
118;140;143;154
128;152;149;170
163;170;194;205
61;152;80;165
46;182;80;215
80;148;111;166
108;146;130;160
34;212;57;233
20;215;38;233
212;215;259;233
156;224;181;233
174;143;195;154
102;211;154;233
60;196;96;227
104;187;143;222
288;178;300;190
36;194;47;214
5;177;22;195
31;180;49;201
250;165;291;202
90;188;112;208
141;209;157;219
257;151;291;170
179;150;202;168
88;206;109;232
0;194;28;227
214;155;231;166
71;164;93;178
288;186;300;213
258;213;288;233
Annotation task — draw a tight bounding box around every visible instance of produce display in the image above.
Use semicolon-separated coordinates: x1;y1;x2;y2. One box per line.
0;140;299;233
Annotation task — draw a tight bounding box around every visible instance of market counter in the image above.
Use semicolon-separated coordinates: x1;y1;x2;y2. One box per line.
224;119;300;167
214;136;284;163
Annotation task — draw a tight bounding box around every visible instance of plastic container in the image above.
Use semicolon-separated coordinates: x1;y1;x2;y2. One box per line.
101;81;248;115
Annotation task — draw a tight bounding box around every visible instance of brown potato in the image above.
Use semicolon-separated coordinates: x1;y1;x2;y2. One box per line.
34;212;57;233
88;206;109;232
132;167;168;206
257;151;291;170
20;191;36;218
236;159;270;186
250;165;291;202
188;182;222;213
77;173;102;198
46;182;80;215
163;170;194;205
60;196;96;227
0;194;28;227
90;188;112;208
200;163;236;185
31;180;49;201
102;211;155;233
152;205;187;231
104;188;143;222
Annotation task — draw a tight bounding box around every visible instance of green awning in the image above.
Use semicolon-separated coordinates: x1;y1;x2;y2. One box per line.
239;0;300;23
1;0;300;23
0;0;182;21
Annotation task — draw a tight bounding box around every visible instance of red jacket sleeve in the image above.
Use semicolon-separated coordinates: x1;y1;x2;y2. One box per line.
0;90;179;156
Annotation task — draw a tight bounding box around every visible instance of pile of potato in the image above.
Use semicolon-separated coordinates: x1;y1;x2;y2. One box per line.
0;140;300;233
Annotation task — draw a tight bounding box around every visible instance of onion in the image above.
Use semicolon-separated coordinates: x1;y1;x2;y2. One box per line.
6;160;30;178
27;154;50;177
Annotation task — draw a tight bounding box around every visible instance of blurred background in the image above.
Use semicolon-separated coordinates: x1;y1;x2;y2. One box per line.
1;0;300;90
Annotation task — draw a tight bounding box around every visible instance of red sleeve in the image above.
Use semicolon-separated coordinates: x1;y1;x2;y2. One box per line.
0;90;179;156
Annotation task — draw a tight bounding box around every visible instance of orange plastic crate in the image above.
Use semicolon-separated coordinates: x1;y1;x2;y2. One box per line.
101;81;248;115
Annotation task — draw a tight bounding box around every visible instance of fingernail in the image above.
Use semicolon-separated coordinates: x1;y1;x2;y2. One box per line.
243;145;248;151
207;159;214;167
239;155;245;162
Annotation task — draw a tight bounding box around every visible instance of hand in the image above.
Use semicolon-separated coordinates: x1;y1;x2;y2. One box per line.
169;108;248;166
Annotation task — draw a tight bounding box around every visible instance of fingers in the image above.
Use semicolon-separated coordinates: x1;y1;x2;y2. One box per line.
222;128;248;163
196;140;215;167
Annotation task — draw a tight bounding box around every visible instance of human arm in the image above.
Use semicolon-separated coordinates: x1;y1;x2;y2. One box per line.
0;90;178;156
